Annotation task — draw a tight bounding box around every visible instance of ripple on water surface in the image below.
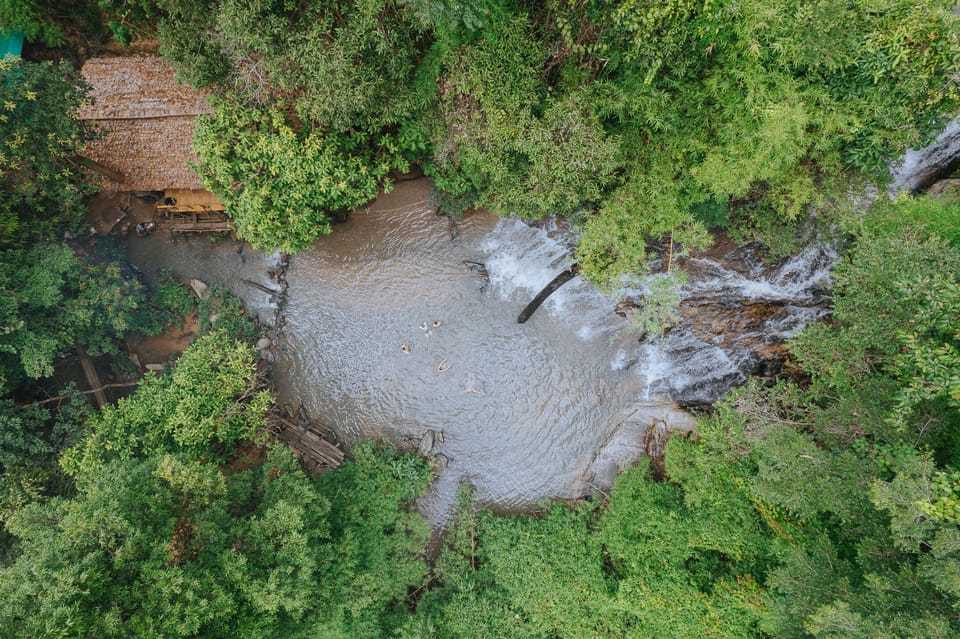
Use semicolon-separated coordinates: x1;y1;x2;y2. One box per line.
273;179;649;518
126;178;834;525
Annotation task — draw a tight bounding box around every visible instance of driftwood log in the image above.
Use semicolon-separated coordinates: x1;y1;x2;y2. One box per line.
517;263;580;323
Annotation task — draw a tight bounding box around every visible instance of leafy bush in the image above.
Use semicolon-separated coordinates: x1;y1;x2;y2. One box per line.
196;284;257;343
0;243;157;385
153;269;195;319
0;0;66;47
0;58;95;247
62;331;268;469
194;99;394;253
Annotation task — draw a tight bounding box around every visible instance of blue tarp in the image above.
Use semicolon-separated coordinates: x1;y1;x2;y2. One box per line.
1;31;24;58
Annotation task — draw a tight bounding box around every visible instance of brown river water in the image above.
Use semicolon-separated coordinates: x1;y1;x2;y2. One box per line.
128;178;836;524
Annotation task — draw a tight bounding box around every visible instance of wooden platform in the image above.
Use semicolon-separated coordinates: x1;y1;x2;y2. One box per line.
156;188;225;212
155;188;231;233
165;209;232;233
272;416;345;476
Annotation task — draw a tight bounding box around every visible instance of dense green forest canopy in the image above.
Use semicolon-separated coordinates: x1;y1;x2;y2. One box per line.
1;191;959;636
105;0;960;289
1;2;959;638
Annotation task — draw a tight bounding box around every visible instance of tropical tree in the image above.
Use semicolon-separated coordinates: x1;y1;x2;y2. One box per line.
0;57;95;247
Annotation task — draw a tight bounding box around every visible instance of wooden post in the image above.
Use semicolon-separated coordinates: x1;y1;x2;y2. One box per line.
76;346;108;408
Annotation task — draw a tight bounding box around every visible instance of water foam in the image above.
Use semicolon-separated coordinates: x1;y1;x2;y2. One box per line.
684;244;836;302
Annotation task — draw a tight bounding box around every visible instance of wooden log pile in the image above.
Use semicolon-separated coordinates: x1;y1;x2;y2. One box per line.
270;414;345;476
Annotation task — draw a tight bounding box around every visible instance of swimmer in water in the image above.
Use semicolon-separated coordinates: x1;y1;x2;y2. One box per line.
401;343;411;353
419;322;428;331
433;320;443;328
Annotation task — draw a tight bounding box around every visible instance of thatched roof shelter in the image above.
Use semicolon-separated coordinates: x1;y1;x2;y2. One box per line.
78;56;212;191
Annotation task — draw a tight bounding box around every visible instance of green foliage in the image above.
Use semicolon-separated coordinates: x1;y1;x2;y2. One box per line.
0;398;86;474
426;15;621;220
410;458;773;638
1;440;431;638
620;271;687;337
0;0;66;47
194;99;392;253
0;243;157;385
0;396;88;553
0;401;56;473
153;0;960;296
4;5;960;637
0;449;308;637
576;162;711;291
154;270;196;320
890;256;960;432
0;58;95;247
676;193;960;637
791;227;960;395
63;331;268;472
274;2;427;136
155;0;231;88
97;0;158;46
2;325;433;637
196;284;258;343
855;194;960;247
313;442;432;635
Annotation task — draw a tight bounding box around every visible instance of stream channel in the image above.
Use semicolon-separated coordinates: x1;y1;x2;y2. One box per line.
127;177;835;525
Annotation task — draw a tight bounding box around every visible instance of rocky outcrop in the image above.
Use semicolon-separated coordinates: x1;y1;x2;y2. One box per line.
890;119;960;194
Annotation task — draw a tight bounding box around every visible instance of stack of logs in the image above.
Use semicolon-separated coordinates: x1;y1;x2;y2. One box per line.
270;413;345;476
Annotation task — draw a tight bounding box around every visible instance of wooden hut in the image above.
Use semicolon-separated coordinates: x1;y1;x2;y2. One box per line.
78;56;217;194
79;56;228;231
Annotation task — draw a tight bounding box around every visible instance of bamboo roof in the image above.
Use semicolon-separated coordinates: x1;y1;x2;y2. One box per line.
78;56;213;191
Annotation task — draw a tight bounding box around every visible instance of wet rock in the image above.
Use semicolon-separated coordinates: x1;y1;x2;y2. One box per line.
435;453;449;472
256;337;272;351
645;420;669;480
418;429;436;455
890;119;960;194
592;460;619;488
928;178;960;200
463;260;489;278
614;298;640;322
189;278;210;300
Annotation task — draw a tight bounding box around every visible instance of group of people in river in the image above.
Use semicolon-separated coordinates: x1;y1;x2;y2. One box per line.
401;319;444;354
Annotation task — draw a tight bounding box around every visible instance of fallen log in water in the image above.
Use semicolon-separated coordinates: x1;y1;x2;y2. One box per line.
241;278;282;295
517;263;580;323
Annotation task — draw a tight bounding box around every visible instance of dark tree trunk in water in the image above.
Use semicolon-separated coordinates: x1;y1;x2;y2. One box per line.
517;264;580;323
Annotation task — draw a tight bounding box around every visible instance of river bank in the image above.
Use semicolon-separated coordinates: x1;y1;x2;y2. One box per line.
87;176;842;526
